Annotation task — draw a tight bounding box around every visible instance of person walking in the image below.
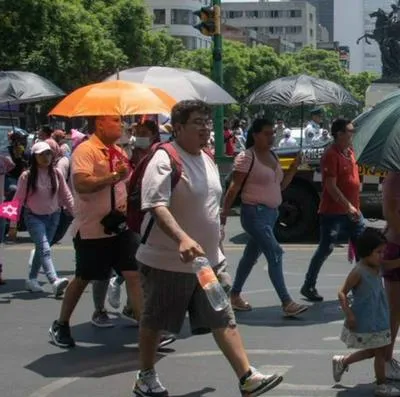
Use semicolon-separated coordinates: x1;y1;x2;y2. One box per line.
332;228;400;397
221;118;307;316
300;119;365;302
49;116;142;346
133;100;283;397
9;141;72;296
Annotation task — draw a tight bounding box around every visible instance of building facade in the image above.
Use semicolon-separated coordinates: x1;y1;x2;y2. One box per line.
145;0;211;50
334;0;388;74
292;0;334;41
221;1;317;50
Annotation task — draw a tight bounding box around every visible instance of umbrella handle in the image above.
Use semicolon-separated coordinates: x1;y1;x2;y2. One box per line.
7;102;15;133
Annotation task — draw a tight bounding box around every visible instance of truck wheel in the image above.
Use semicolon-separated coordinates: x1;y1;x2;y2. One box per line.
275;183;319;242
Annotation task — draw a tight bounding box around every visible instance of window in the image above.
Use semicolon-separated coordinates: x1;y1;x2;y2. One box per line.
153;9;166;25
180;36;197;50
269;26;284;35
171;9;193;25
309;13;313;21
310;28;313;37
245;10;260;18
227;11;243;19
286;26;302;34
289;10;302;18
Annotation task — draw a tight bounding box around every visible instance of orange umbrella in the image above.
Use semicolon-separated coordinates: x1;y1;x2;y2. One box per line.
48;80;176;117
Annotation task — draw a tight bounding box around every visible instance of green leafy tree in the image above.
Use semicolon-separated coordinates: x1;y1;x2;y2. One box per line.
0;0;126;91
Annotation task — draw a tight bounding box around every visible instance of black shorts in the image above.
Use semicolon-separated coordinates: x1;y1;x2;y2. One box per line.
74;230;140;280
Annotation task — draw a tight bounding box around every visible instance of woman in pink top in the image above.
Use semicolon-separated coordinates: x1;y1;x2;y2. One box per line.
10;141;74;297
222;118;307;317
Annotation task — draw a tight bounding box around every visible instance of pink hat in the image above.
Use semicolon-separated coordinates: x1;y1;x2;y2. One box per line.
71;129;87;151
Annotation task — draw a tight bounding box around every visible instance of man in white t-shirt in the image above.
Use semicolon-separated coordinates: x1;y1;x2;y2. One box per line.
133;100;282;397
278;128;297;148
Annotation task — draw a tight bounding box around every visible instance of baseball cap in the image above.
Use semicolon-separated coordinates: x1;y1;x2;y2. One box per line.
310;107;324;115
31;141;52;155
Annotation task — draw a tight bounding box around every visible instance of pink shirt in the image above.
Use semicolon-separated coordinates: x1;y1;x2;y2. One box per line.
234;148;284;209
13;168;74;215
383;172;400;245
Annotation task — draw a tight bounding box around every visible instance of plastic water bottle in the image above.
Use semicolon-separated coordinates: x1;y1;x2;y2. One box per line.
192;256;229;311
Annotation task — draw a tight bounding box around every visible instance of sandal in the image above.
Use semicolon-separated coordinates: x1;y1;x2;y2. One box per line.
231;294;252;311
283;301;308;317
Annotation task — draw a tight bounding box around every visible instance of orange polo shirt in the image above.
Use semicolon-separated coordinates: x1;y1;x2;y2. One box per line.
319;144;360;214
70;134;128;240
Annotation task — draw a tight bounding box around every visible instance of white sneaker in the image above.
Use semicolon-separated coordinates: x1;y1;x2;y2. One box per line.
239;366;283;396
133;369;168;397
52;278;69;297
332;355;348;382
386;359;400;381
375;383;400;396
25;279;44;292
107;276;121;309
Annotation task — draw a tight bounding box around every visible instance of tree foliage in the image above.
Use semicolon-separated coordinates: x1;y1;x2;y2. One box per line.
0;0;377;112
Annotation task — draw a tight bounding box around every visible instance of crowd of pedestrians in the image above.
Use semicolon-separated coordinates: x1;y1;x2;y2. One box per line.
1;100;400;396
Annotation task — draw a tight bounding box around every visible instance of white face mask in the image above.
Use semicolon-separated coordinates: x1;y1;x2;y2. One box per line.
135;137;151;149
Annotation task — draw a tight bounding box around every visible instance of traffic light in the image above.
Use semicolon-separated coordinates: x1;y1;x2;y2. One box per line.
193;6;221;36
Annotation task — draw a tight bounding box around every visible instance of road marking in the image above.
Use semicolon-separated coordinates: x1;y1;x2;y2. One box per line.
323;336;400;342
28;348;377;397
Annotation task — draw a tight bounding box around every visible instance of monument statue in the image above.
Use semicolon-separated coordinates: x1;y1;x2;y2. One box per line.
357;1;400;81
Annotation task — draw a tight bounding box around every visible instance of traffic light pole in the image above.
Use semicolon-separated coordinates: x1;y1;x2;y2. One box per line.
212;0;225;161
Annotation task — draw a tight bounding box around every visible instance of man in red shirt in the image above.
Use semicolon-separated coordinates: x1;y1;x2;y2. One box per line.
300;119;365;301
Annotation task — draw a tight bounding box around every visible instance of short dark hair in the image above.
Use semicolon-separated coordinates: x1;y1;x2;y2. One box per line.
171;100;211;126
356;227;387;259
41;125;53;137
245;118;274;149
331;118;352;139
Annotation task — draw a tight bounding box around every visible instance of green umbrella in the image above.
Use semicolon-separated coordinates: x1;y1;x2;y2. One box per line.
353;91;400;171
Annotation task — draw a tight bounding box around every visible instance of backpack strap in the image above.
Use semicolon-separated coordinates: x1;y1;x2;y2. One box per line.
141;142;183;244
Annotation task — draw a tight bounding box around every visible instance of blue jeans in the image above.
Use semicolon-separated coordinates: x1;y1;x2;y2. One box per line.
232;204;291;304
24;209;60;283
304;214;365;287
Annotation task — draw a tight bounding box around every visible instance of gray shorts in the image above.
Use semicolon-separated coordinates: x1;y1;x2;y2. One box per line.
139;263;236;335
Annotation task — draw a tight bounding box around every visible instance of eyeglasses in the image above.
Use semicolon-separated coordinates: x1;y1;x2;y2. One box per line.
189;118;213;128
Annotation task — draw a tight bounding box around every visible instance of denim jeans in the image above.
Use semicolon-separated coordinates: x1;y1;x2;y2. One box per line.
304;214;365;287
232;204;291;304
24;209;61;283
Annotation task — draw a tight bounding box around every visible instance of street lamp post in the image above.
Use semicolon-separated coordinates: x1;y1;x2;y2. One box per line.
211;0;224;161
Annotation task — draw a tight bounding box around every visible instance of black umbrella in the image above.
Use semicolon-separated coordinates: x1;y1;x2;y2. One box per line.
0;71;65;104
0;71;65;131
247;74;359;146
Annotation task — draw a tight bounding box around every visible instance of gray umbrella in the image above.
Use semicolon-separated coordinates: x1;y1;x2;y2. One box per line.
0;71;65;105
105;66;236;105
247;74;358;106
247;74;358;146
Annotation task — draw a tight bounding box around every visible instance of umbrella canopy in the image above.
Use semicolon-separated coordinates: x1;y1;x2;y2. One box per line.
48;80;176;117
352;91;400;171
0;71;65;105
247;74;358;107
105;66;236;105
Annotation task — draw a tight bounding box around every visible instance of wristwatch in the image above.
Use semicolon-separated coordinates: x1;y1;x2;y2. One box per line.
111;171;119;183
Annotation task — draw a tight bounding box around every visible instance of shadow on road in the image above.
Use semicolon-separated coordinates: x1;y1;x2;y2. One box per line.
235;300;343;327
25;345;158;378
171;387;216;397
334;382;377;396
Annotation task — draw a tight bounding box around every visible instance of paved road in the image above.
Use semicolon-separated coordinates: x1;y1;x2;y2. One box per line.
0;218;395;397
